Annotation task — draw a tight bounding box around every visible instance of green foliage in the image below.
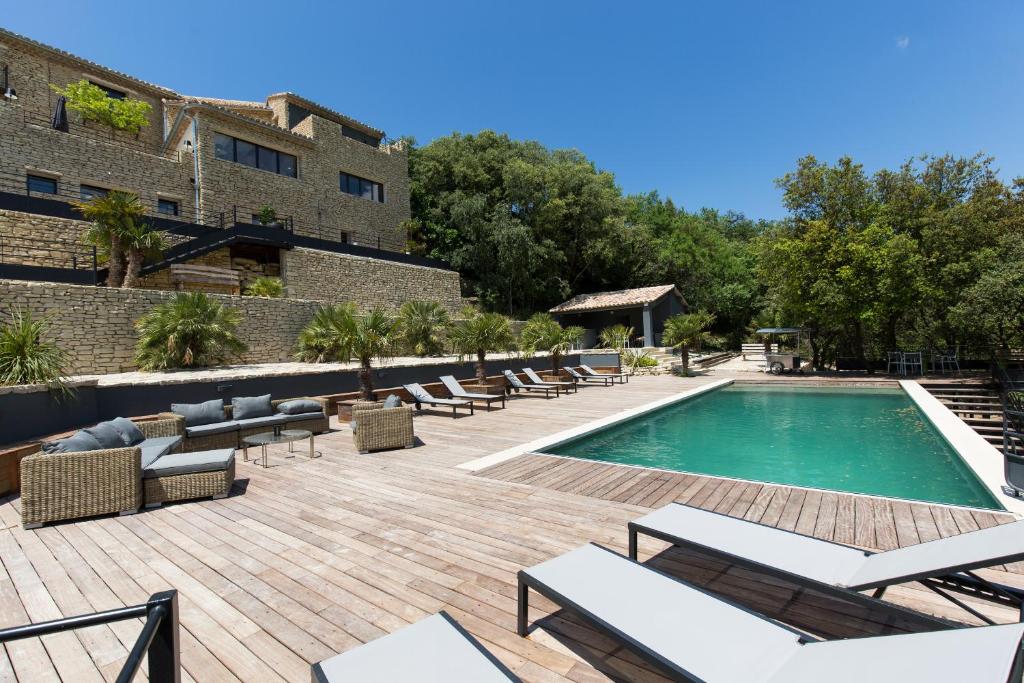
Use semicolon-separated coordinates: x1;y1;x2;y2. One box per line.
0;309;71;394
51;80;151;134
75;190;149;288
448;311;515;383
397;300;450;356
598;324;634;350
120;220;166;289
244;276;284;298
257;205;278;226
663;311;716;376
134;293;247;370
295;303;358;363
519;313;580;372
621;349;658;371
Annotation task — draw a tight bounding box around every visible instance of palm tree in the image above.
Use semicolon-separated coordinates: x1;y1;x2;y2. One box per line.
448;311;514;384
0;308;71;394
662;311;716;377
120;221;166;289
295;304;399;400
134;292;247;370
74;191;146;288
519;313;582;374
598;324;634;350
397;300;450;356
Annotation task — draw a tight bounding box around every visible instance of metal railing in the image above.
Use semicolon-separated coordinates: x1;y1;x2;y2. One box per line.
0;233;97;272
994;365;1024;459
0;590;180;683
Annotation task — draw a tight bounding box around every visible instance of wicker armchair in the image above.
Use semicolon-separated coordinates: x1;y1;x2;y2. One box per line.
19;417;181;529
350;402;415;453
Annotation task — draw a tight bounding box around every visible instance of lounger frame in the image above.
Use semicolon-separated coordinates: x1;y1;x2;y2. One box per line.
522;368;577;393
403;383;475;417
503;370;558;398
580;364;629;384
628;506;1024;625
565;367;615;386
440;376;507;410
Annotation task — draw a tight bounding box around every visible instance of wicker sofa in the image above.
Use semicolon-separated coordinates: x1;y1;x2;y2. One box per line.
161;397;330;452
20;417;182;529
349;401;415;453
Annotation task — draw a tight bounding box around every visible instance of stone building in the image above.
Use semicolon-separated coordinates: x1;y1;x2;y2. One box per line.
0;28;461;311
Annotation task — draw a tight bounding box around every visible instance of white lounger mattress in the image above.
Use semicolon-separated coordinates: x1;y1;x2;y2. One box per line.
521;543;1024;682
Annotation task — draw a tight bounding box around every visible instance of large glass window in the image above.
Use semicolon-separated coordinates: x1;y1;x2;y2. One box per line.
340;172;384;203
212;132;297;178
26;174;57;195
79;184;108;201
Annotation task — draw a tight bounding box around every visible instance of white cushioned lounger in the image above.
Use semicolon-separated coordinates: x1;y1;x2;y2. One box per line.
517;544;1024;682
313;612;518;682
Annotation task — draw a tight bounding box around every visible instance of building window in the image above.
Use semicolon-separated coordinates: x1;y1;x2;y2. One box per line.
341;125;381;147
89;81;126;100
213;132;297;178
340;172;384;203
79;184;108;201
26;174;57;195
157;198;179;216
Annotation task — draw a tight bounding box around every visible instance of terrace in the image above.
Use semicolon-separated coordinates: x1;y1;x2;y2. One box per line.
1;375;1020;681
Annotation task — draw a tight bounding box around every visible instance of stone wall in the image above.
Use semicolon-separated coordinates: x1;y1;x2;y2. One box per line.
0;279;321;374
282;247;462;312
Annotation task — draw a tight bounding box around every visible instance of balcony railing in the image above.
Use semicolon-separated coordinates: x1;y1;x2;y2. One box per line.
0;590;180;683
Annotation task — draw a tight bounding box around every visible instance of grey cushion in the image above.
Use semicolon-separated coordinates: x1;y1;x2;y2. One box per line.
277;399;322;415
282;411;325;422
110;417;145;446
235;414;287;429
41;430;102;454
185;421;239;438
84;421;128;449
171;399;225;427
231;394;272;420
143;448;235;479
383;394;403;408
139;435;183;468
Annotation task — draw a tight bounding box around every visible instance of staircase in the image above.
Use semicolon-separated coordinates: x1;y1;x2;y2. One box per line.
920;381;1005;447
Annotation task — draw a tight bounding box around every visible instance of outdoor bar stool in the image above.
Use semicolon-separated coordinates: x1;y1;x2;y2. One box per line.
902;351;923;376
886;351;904;375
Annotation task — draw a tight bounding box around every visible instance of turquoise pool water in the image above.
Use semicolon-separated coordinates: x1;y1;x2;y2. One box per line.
547;385;1000;509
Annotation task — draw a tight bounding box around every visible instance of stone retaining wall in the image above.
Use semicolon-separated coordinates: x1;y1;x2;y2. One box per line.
0;279;321;373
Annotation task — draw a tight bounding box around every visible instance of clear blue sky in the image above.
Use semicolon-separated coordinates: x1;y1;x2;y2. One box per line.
5;1;1023;219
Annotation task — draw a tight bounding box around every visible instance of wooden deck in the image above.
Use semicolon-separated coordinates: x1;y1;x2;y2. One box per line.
0;375;1020;682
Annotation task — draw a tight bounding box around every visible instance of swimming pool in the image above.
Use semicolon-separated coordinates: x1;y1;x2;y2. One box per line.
545;384;1001;509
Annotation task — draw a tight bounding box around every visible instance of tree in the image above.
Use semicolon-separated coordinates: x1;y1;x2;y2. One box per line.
120;220;166;289
0;308;71;394
134;293;246;370
75;191;148;288
294;305;398;400
397;300;450;356
519;313;581;373
447;311;514;384
949;237;1024;355
662;311;716;376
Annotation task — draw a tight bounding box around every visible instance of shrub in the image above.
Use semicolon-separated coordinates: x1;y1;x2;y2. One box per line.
134;292;247;370
244;276;284;298
397;300;450;356
257;205;278;226
51;80;151;134
622;349;658;371
0;309;71;393
598;324;634;350
295;303;358;363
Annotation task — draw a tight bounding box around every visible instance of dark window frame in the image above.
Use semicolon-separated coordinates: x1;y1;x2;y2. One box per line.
212;132;298;178
157;198;179;216
89;81;126;100
26;174;57;195
339;171;384;203
79;184;109;201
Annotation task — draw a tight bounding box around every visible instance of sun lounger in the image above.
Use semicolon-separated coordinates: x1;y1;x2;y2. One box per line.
314;611;519;682
403;383;474;417
580;363;629;383
628;503;1024;623
522;367;577;393
565;366;614;386
502;370;558;398
440;375;506;410
517;543;1024;682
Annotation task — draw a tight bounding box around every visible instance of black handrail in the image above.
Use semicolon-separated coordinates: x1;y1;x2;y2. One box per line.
0;590;180;683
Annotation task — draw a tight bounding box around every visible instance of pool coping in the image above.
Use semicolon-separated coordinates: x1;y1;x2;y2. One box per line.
900;380;1023;516
456;378;735;472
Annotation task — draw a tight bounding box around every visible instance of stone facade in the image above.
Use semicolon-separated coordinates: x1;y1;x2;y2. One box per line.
282;247;462;312
0;279;323;374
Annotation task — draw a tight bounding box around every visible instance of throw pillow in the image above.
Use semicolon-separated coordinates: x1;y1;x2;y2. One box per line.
109;417;146;446
232;394;273;420
84;421;129;449
41;430;103;454
170;399;225;427
276;399;322;415
382;394;403;409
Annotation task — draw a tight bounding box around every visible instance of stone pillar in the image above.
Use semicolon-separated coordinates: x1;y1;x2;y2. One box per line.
642;304;654;348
